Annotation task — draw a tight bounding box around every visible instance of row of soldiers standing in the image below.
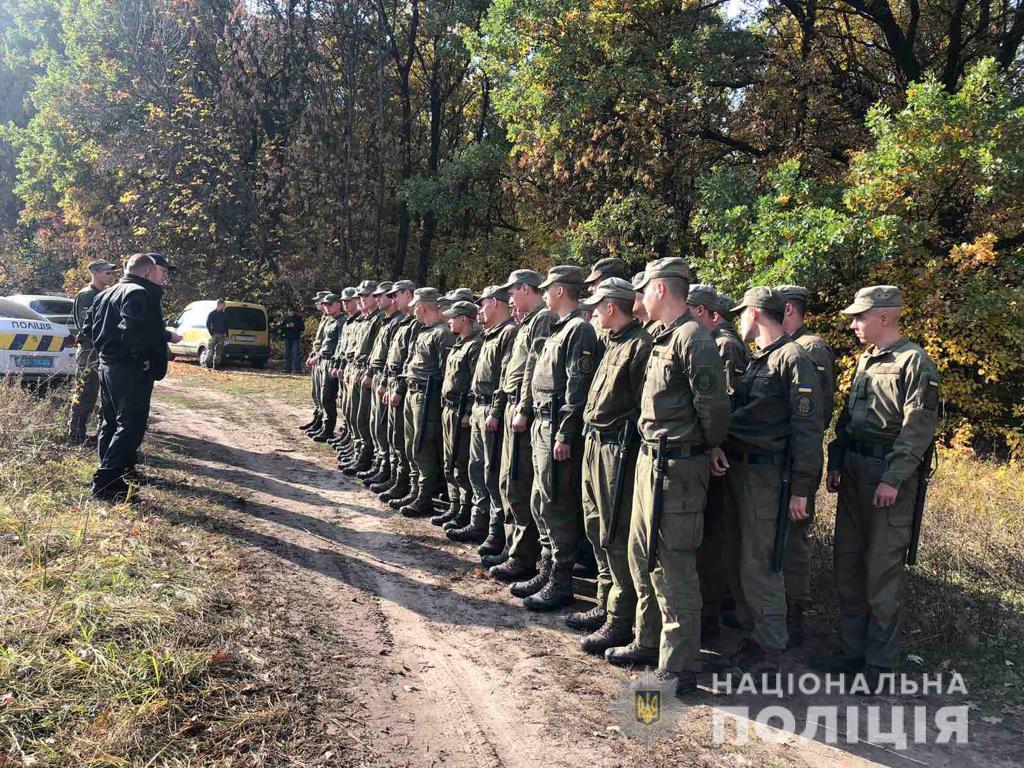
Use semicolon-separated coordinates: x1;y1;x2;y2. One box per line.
298;258;940;696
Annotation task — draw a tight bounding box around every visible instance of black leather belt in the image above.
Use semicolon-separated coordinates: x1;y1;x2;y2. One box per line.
473;393;493;405
641;442;705;460
726;449;784;466
407;380;437;393
442;395;465;408
585;426;624;445
848;440;894;459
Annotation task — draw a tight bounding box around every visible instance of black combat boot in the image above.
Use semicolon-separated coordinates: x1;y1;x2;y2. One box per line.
299;416;319;430
523;565;574;612
430;499;460;527
510;557;552;599
605;641;659;669
343;453;372;476
565;605;607;632
311;429;334;443
442;503;472;532
447;515;488;543
371;472;397;495
389;484;418;510
581;622;634;657
379;478;408;502
400;493;436;518
710;638;782;681
477;522;506;558
356;459;380;481
489;557;536;582
480;547;509;568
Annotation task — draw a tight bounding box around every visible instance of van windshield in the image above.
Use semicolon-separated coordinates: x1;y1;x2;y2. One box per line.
226;307;266;331
30;299;74;315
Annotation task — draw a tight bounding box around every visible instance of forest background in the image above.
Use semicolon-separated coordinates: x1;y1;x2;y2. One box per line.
1;0;1022;455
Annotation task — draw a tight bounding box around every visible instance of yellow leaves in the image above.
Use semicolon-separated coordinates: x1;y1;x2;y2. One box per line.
950;233;998;273
119;191;140;206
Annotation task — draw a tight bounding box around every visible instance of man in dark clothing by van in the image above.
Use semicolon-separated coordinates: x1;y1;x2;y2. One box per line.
204;299;229;369
280;307;305;373
84;253;181;501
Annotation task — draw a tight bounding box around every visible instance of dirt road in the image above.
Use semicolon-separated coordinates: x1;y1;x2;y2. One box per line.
142;371;1022;768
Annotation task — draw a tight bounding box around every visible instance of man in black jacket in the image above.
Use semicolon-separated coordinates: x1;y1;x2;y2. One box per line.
279;306;305;373
84;253;182;501
204;299;229;369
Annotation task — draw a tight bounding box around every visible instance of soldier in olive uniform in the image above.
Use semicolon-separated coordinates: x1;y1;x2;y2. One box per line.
584;258;629;294
606;258;729;697
68;260;119;445
443;287;478;306
300;292;331;435
684;284;743;642
776;284;836;646
445;286;518;555
343;281;388;474
437;301;483;532
515;265;599;611
400;289;456;517
338;293;367;457
490;270;551;585
311;294;346;440
360;283;402;486
374;281;418;498
570;278;657;655
709;287;824;676
328;288;359;457
813;286;939;681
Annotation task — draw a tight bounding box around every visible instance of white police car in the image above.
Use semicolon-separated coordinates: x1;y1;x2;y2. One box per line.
0;297;77;383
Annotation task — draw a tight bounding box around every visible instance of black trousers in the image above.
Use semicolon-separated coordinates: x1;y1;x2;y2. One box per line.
320;373;339;435
94;362;154;490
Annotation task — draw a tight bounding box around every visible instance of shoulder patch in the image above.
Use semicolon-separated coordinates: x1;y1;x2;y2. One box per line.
577;352;595;375
924;378;940;411
794;394;815;417
693;366;715;395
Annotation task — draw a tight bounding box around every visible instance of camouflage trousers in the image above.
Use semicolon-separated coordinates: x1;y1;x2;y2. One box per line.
722;459;788;652
401;394;419;490
355;370;374;457
834;450;918;669
310;358;324;417
785;487;817;607
370;373;389;458
68;347;100;442
467;402;502;529
387;382;409;483
628;447;705;672
499;408;540;566
529;415;584;569
205;333;227;368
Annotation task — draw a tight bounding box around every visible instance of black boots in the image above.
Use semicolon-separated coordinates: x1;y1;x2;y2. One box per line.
523;565;574;611
509;557;551;598
565;605;607;632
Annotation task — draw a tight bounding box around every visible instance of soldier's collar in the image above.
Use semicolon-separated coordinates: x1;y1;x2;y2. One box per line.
609;318;641;340
868;335;910;358
751;332;791;359
654;309;695;338
483;317;514;336
552;306;585;326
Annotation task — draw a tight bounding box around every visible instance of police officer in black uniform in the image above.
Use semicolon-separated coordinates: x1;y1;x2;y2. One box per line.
85;253;181;501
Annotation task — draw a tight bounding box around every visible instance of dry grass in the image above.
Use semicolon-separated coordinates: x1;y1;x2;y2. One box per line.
0;382;346;766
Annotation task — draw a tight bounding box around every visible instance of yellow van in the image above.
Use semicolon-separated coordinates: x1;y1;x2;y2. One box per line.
167;300;270;368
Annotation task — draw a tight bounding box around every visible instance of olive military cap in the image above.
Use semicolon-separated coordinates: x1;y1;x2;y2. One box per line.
409;287;441;307
443;287;478;303
841;285;903;315
371;281;395;296
312;290;330;302
538;264;587;289
322;293;341;304
356;280;379;296
775;284;810;303
634;257;693;290
584;258;629;285
499;269;543;290
687;283;719;312
387;279;416;294
581;277;637;307
477;284;510;304
88;260;118;273
732;286;786;315
442;300;479;320
340;287;358;300
715;293;736;318
631;271;646;290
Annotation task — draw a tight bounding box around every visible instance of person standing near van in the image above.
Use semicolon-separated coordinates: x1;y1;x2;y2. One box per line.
68;260;119;446
280;306;305;374
204;299;229;369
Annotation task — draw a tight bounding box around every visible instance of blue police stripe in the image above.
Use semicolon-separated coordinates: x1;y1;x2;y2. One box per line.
10;334;28;351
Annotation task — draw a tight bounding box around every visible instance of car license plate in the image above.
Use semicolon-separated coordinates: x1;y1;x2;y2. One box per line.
16;356;54;368
234;335;255;342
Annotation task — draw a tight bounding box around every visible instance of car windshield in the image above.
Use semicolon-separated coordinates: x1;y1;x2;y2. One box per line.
0;298;47;321
226;307;266;331
30;299;73;315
